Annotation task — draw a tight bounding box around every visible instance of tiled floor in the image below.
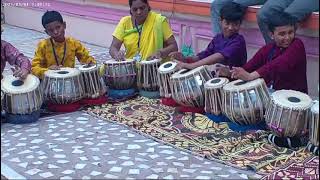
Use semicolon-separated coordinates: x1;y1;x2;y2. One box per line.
1;24;261;179
1;112;260;179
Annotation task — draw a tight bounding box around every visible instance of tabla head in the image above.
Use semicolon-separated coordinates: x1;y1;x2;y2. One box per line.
104;58;134;65
78;64;97;71
171;66;206;86
45;67;80;78
223;78;265;92
204;77;229;89
171;66;205;79
311;100;319;114
271;90;313;110
139;58;161;65
1;74;40;94
158;61;177;73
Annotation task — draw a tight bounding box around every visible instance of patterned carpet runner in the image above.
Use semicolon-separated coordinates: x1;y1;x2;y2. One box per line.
84;96;319;178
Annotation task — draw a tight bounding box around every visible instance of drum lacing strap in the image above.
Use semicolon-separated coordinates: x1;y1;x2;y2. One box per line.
307;142;319;155
50;38;67;66
268;133;275;144
287;137;292;149
238;89;249;125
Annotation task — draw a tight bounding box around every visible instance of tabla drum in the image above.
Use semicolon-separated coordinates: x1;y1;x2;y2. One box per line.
309;101;319;147
265;90;312;137
1;74;43;114
158;61;178;98
137;58;161;91
78;64;102;98
43;67;84;104
204;77;229;115
104;59;136;90
170;66;212;107
222;78;270;125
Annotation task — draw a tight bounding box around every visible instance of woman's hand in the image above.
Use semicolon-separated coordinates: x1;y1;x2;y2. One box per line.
114;50;126;61
147;51;162;61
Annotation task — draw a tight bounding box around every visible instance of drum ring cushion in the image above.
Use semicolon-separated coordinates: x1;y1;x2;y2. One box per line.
161;98;178;107
81;96;108;106
109;88;136;99
267;133;309;149
205;113;230;123
47;101;82;112
307;142;319;155
177;106;205;114
139;90;160;99
227;120;267;132
5;110;40;124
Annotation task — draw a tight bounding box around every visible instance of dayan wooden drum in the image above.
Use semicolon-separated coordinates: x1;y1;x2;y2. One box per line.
104;59;136;90
265;90;312;137
43;67;84;104
137;58;161;91
170;66;212;107
222;78;270;125
204;77;229;115
1;74;43;114
158;61;178;98
78;64;102;98
309;101;319;147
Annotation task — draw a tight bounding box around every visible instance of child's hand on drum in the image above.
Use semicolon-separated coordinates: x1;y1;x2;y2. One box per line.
174;60;193;70
83;61;95;67
11;66;29;79
231;67;253;81
217;66;231;77
48;65;62;70
169;52;184;62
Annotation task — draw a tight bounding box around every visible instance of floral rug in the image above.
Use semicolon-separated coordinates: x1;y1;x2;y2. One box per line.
261;156;319;179
84;96;319;177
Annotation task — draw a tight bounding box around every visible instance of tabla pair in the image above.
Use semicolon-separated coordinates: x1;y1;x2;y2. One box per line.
207;77;315;141
103;58;161;96
42;65;105;106
159;61;268;117
158;61;212;110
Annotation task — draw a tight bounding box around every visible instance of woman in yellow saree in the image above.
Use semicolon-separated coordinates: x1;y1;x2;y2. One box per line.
109;0;178;61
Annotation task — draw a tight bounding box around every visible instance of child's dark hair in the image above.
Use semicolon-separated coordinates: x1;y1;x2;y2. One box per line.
129;0;149;7
42;11;63;28
220;2;246;22
266;9;297;32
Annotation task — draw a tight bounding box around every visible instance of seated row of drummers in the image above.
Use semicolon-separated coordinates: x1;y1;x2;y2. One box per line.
1;2;317;153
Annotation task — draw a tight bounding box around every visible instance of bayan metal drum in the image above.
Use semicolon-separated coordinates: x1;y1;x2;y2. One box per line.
265;90;312;137
43;67;84;104
307;101;319;154
104;59;136;90
204;77;229;115
170;66;212;107
1;74;43;114
222;78;270;125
